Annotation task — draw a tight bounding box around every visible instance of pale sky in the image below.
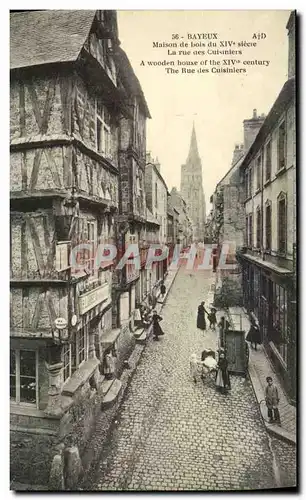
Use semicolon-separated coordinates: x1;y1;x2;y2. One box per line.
117;10;291;214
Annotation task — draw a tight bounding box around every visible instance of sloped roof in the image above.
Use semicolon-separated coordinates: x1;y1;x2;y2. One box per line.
114;46;151;118
10;10;96;69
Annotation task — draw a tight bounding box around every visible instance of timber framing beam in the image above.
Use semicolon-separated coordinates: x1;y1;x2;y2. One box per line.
10;134;119;176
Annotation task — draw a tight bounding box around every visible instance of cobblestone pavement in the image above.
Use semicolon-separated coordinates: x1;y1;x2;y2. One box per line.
91;266;295;491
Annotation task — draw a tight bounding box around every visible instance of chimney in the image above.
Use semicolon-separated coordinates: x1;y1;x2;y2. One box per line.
286;11;296;79
146;152;152;164
243;110;266;152
231;144;244;166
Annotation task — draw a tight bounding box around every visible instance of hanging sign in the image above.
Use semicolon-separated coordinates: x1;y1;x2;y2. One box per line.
54;317;68;330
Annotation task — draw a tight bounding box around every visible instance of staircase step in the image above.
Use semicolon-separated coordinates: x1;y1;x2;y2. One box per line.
133;327;144;339
136;331;147;345
101;379;122;410
101;378;115;396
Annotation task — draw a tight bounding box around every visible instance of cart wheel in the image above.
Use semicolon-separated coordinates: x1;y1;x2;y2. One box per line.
259;399;270;423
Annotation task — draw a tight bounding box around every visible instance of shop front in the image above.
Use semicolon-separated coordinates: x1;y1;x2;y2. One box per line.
241;256;296;401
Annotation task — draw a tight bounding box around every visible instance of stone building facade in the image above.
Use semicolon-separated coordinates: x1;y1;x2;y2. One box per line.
169;188;193;248
145;154;169;282
239;77;296;401
9;9;147;488
180;124;206;242
210;110;265;306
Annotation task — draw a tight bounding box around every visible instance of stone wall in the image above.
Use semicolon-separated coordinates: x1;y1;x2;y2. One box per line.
10;430;58;486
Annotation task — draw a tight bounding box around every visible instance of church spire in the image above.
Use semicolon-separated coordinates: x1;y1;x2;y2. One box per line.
187;122;200;162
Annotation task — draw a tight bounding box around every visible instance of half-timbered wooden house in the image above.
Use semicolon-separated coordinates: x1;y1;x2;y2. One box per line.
111;47;151;339
10;10;132;487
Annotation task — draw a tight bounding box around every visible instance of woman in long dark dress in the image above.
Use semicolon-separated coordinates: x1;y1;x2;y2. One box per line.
215;350;231;393
152;310;164;341
246;319;262;351
197;301;207;330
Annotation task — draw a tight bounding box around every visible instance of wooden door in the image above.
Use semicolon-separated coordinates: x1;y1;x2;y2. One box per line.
225;330;246;375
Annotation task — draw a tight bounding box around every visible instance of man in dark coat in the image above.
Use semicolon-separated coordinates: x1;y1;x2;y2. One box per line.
160;282;166;298
152;310;164;341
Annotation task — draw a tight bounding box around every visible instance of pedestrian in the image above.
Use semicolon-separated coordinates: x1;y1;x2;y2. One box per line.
197;301;208;331
160;281;166;299
265;376;281;425
215;349;231;393
140;305;151;328
208;307;217;330
218;316;230;348
103;348;116;380
246;318;261;350
152;309;164;341
190;353;199;383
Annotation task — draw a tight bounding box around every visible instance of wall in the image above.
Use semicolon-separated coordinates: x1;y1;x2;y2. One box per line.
244;100;295;258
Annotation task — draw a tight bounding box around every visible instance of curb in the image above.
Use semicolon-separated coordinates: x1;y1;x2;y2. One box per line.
211;278;296;447
248;360;296;446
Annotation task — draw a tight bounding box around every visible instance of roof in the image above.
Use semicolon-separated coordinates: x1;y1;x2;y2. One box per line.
216;153;245;189
114;47;151;118
286;10;296;30
10;10;96;69
240;77;295;171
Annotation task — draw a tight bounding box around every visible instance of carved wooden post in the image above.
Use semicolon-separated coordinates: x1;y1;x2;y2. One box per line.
45;344;63;412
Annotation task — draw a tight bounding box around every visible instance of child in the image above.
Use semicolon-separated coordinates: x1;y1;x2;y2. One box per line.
190;353;199;383
208;307;217;330
265;376;281;425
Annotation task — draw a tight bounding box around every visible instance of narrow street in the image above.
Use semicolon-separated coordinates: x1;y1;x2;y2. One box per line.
90;264;292;491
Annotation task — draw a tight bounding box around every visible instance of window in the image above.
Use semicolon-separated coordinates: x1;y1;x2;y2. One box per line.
256;207;261;248
55;242;69;272
79;220;97;276
134;102;139;147
245;216;249;245
265;201;272;250
155;183;158;208
272;283;288;366
62;325;89;382
278;193;287;254
277;121;286;171
248;167;253;198
10;349;38;406
248;214;253;247
265;141;272;181
256;156;261;190
245;171;249;199
96;101;111;157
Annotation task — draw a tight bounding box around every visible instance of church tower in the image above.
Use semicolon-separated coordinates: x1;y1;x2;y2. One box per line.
180;124;206;242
